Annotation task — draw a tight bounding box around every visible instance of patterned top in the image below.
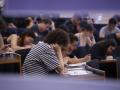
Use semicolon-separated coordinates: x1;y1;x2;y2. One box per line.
23;41;59;77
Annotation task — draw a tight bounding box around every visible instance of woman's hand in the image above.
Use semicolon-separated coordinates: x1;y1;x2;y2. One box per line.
83;54;91;62
50;44;61;53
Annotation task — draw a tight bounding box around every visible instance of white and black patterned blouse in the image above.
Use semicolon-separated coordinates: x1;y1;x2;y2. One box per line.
23;41;59;77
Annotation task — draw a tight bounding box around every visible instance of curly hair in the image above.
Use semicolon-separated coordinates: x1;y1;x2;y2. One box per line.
44;29;69;47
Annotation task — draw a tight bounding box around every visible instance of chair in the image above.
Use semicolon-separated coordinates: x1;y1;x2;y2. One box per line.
15;49;30;65
116;57;120;79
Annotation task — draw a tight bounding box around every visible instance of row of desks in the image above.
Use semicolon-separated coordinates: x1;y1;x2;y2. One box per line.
0;53;119;80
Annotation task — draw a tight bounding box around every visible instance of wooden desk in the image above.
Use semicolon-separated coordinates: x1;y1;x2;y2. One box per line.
0;53;22;74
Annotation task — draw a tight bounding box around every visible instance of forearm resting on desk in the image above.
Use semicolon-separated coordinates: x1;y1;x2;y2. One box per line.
64;55;91;64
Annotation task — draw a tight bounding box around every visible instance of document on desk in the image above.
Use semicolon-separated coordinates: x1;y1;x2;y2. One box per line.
66;62;92;76
68;62;86;67
67;69;91;76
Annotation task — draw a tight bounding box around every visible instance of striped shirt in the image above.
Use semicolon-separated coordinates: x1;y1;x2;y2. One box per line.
23;41;59;77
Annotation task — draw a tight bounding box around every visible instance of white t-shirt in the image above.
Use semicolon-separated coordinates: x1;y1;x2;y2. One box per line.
99;25;120;38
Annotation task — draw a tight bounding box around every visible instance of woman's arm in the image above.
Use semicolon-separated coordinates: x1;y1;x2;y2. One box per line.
86;35;96;47
7;34;27;51
66;55;91;64
51;44;65;74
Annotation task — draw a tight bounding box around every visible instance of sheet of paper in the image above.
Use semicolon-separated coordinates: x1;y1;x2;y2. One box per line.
68;62;86;67
67;69;90;75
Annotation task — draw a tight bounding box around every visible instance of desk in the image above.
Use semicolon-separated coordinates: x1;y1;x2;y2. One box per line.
0;53;22;74
65;64;105;80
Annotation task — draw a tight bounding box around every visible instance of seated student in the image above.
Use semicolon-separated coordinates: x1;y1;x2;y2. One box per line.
31;19;52;42
99;18;120;40
23;29;69;77
7;31;35;51
61;14;82;34
90;39;117;60
62;34;91;64
75;21;96;48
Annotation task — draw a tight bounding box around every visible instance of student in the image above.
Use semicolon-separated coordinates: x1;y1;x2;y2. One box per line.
99;18;120;40
23;29;69;77
61;14;82;34
75;21;96;48
90;39;117;60
7;31;35;51
31;19;52;42
62;34;91;64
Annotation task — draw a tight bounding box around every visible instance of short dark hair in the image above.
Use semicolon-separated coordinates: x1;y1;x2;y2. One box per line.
18;31;35;46
97;39;117;54
99;39;117;49
38;19;51;25
69;34;78;43
109;18;117;25
104;39;117;47
80;21;95;32
112;15;120;22
44;29;69;47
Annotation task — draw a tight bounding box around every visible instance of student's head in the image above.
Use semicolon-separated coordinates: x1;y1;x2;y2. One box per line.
105;39;117;54
38;19;51;31
19;31;35;46
68;34;78;52
24;17;34;28
44;29;69;49
108;18;117;31
99;39;117;55
71;14;82;25
112;15;120;25
80;21;95;36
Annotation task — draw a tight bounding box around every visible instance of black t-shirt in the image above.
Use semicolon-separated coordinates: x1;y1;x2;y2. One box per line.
31;25;50;43
90;43;106;60
61;20;77;34
105;33;120;45
0;28;17;37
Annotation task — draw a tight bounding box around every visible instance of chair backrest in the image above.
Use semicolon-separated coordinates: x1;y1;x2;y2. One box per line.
116;57;120;79
15;49;31;65
99;60;117;79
